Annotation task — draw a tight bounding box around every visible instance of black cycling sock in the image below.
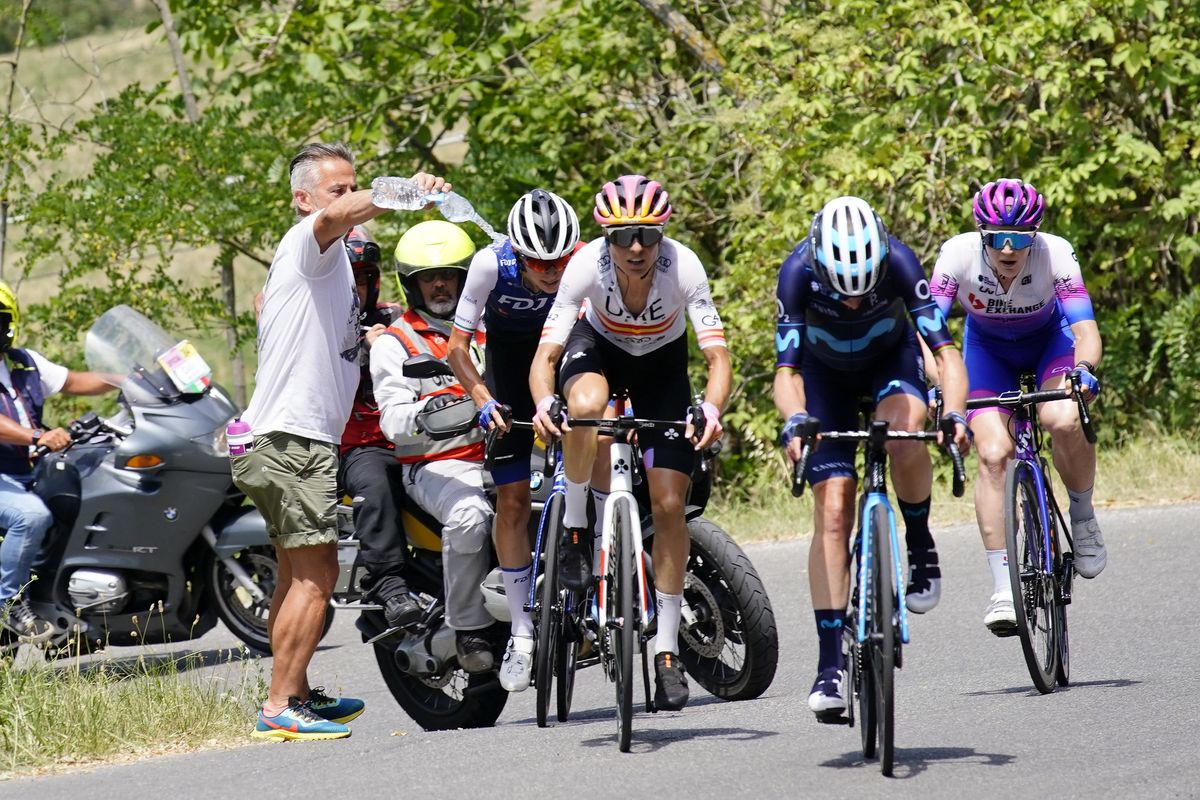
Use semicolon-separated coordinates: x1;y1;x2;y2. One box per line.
899;496;935;553
814;609;844;673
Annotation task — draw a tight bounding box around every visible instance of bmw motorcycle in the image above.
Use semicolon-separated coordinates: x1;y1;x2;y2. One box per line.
0;305;284;657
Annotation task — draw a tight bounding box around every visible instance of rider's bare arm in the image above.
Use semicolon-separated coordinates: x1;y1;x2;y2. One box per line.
529;341;565;439
774;368;808;462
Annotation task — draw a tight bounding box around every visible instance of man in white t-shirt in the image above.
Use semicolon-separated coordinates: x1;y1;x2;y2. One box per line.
0;281;116;643
232;142;448;741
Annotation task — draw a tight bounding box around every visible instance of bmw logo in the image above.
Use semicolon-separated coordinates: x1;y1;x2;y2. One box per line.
163;507;179;522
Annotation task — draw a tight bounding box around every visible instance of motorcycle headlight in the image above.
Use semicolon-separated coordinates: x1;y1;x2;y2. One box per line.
192;423;231;457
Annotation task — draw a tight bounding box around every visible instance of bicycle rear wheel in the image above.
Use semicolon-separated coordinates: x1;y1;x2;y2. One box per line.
1005;460;1058;694
611;501;635;752
535;493;564;728
1054;524;1071;687
870;504;896;776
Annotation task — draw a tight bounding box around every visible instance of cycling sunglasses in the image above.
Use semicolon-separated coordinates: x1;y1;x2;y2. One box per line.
604;225;664;248
981;229;1037;251
519;253;572;274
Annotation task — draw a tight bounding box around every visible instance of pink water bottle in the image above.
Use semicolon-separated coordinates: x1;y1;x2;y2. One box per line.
227;418;254;457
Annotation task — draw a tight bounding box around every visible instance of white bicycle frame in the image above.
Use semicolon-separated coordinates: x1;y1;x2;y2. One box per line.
595;435;652;638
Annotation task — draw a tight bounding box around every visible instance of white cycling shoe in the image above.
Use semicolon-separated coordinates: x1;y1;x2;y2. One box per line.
1071;517;1107;578
499;635;535;693
984;592;1017;637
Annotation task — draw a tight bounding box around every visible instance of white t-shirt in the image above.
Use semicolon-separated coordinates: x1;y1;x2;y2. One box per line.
1;349;69;428
539;236;726;356
242;212;361;444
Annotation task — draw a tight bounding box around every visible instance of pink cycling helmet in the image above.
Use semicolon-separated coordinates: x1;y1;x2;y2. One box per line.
593;175;672;226
973;178;1044;228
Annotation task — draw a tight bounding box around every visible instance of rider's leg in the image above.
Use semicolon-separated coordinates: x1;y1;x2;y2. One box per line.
562;371;608;528
338;446;419;626
403;458;495;670
1038;371;1106;577
645;467;690;650
0;475;55;639
809;475;856;716
493;480;534;638
972;410;1019;632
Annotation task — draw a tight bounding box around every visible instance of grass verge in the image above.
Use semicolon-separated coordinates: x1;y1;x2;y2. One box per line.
0;640;262;780
706;432;1200;542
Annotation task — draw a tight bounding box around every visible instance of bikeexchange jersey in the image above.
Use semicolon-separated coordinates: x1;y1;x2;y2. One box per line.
539;235;726;356
930;232;1095;341
775;235;954;372
453;240;555;338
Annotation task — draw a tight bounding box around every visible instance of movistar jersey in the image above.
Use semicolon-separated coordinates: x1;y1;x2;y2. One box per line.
454;240;555;338
931;232;1095;341
775;235;954;372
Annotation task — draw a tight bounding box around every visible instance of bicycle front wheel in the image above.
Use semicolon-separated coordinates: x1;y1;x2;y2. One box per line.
870;504;896;776
611;500;635;752
535;492;564;728
1005;460;1058;694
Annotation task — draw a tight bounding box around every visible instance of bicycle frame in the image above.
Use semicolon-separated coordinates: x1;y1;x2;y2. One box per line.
527;439;568;615
596;427;652;637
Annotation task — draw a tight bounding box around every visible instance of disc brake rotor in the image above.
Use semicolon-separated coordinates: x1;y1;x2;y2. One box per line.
680;571;725;658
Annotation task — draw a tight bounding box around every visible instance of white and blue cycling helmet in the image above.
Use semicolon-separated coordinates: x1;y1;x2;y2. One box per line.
809;196;890;297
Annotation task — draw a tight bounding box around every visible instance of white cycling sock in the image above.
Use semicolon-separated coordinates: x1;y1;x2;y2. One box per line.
564;479;590;529
1067;484;1095;523
501;563;535;639
590;488;609;536
986;549;1009;596
654;591;683;655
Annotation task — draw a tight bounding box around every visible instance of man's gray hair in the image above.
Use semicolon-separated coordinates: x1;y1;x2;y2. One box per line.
289;142;355;194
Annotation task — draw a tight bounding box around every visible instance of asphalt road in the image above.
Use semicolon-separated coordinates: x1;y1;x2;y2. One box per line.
4;503;1197;799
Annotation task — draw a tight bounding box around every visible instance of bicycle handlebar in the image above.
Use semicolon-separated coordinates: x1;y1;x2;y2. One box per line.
965;377;1096;444
789;416;967;498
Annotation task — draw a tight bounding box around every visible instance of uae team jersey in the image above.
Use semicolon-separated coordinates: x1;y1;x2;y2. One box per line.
453;240;555;338
931;232;1095;341
539;236;726;356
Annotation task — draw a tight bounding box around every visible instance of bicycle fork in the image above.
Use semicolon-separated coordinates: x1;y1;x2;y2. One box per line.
857;493;910;646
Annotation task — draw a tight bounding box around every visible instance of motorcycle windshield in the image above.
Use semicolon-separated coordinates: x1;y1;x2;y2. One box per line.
85;305;214;404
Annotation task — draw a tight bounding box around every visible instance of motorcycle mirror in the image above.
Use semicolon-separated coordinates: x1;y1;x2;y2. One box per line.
402;353;455;380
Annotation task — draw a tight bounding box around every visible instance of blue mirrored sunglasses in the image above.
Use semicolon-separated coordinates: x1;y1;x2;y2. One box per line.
982;230;1036;251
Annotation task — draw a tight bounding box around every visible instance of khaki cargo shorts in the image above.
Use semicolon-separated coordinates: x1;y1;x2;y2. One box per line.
230;430;339;549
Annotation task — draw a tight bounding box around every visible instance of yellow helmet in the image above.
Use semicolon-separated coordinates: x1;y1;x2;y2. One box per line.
0;281;19;352
393;220;475;279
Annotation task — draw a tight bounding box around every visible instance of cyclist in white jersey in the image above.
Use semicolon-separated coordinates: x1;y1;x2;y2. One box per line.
530;175;729;712
931;178;1105;635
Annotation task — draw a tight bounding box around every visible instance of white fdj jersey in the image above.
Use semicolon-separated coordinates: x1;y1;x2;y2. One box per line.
931;231;1095;340
539;235;726;356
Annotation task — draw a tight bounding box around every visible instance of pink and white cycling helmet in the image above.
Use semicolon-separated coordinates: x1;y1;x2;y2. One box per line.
593;175;672;227
973;178;1044;228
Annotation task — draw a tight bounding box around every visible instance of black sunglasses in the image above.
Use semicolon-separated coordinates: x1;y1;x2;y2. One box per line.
604;225;664;248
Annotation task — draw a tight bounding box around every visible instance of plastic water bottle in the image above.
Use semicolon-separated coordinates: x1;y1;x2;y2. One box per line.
226;418;254;457
371;176;444;211
437;192;506;243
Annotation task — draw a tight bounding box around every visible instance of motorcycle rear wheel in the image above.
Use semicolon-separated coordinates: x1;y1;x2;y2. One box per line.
372;638;508;731
207;546;334;654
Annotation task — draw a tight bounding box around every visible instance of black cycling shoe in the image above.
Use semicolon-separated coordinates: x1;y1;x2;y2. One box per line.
381;591;422;629
653;652;690;711
455;629;495;673
1;599;53;642
558;527;593;591
905;547;942;614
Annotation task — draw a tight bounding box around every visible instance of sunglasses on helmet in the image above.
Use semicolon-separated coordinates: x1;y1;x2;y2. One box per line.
519;253;572;274
981;229;1037;251
603;225;664;249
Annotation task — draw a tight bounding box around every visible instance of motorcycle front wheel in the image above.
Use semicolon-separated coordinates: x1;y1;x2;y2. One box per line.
676;517;779;701
206;546;334;654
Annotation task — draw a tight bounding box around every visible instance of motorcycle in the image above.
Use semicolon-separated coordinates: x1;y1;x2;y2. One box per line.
346;355;780;731
0;305;303;658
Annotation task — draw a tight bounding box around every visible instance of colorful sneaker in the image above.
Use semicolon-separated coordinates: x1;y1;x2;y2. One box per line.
653;652;690;711
807;667;846;721
499;635;535;692
306;686;365;724
252;697;351;741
